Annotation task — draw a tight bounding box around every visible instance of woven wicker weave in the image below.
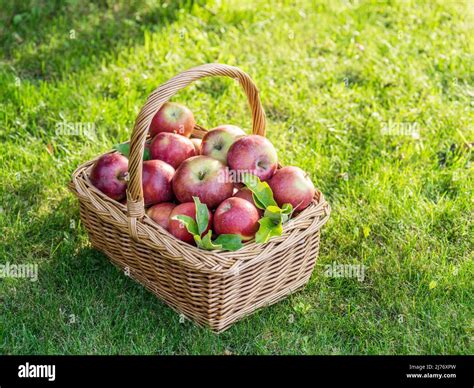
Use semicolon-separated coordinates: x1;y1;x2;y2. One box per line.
69;63;330;332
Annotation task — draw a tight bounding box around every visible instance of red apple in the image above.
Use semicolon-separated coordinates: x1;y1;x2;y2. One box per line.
268;166;315;211
234;187;264;216
227;135;278;181
214;197;259;241
169;202;213;244
149;132;196;169
201;125;245;164
142;160;175;206
149;102;195;138
190;138;202;154
146;202;176;230
172;156;234;209
89;153;128;201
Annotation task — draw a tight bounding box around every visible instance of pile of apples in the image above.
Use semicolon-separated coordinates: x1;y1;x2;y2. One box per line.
89;102;316;248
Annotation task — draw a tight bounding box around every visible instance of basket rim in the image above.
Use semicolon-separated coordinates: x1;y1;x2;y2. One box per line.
70;149;331;275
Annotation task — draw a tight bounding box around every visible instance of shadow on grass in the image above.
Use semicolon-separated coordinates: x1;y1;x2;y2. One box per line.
1;0;202;81
0;190;205;353
1;185;297;353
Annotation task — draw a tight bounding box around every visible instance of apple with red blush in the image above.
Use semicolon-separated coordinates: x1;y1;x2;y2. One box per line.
214;197;259;241
146;202;176;230
268;166;315;211
172;156;234;209
89;153;128;201
142;160;175;206
168;202;213;244
149;102;195;138
149;132;195;169
227;135;278;181
234;187;263;217
201;125;245;164
190;138;202;154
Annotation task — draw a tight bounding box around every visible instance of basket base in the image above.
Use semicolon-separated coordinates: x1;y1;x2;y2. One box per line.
73;180;327;333
90;229;319;333
101;247;314;333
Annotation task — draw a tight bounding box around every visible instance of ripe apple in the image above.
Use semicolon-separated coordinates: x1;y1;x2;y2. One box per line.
227;135;278;181
169;202;213;244
190;138;202;154
146;202;176;230
149;102;195;138
201;125;245;164
268;166;315;211
89;153;128;201
149;132;196;169
172;156;234;209
142;160;175;206
214;197;259;241
234;187;264;216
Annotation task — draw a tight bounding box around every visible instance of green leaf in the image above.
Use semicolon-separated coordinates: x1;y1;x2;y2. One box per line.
213;234;243;251
194;234;203;248
241;173;277;209
197;230;222;250
113;142;151;161
113;142;131;157
281;203;293;223
193;196;210;236
264;205;283;220
255;216;283;244
264;203;293;224
251;193;266;210
266;205;282;214
240;174;292;244
281;203;293;215
143;147;151;161
171;215;199;236
172;203;243;252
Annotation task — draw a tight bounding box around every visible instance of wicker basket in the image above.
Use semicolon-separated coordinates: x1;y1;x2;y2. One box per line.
69;63;331;332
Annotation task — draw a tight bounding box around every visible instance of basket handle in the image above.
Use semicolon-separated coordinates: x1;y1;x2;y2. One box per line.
126;63;266;236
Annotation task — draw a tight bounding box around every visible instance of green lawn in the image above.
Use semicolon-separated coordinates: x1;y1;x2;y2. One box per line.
0;0;473;355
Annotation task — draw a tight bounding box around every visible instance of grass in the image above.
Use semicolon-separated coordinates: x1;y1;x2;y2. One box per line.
0;0;473;355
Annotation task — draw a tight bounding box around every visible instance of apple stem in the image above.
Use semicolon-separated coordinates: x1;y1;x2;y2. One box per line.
119;171;130;182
